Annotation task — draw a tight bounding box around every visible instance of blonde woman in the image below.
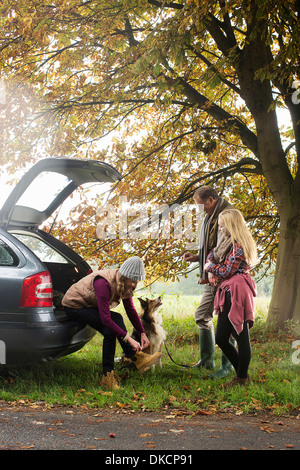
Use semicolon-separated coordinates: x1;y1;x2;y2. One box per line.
204;209;257;387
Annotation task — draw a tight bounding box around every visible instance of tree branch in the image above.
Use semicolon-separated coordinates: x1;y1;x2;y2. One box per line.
173;157;263;203
147;0;184;10
175;77;258;156
205;12;239;57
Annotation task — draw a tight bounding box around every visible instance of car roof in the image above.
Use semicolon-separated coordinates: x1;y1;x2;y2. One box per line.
0;157;121;230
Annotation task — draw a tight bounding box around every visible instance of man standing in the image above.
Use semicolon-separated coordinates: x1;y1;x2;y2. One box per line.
183;186;233;378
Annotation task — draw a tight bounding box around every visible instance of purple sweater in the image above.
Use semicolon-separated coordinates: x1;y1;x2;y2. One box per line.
93;277;144;338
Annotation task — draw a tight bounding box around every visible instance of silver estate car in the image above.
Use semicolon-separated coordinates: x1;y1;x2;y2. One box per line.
0;157;121;368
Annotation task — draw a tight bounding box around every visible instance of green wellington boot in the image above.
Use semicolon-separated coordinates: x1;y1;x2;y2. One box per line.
209;352;233;379
194;329;215;370
209;337;236;379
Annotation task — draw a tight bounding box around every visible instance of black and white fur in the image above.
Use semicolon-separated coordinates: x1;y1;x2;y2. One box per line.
132;297;166;368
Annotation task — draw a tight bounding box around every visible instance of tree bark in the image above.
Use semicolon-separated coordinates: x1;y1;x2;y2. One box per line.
267;213;300;327
234;30;299;329
254;112;300;329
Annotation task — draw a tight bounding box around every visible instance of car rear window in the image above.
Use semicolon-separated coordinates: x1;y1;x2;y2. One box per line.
13;234;69;264
0;239;19;266
16;171;72;212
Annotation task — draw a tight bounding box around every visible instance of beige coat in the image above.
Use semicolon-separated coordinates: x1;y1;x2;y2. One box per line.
62;269;122;310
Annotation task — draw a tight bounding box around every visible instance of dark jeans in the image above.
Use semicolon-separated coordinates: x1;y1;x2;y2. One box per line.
215;291;251;378
65;307;136;373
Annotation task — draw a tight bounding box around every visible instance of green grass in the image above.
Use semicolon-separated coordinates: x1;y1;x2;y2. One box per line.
0;294;299;416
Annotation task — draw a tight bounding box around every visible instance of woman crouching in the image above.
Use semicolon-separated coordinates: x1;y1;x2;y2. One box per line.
62;256;161;390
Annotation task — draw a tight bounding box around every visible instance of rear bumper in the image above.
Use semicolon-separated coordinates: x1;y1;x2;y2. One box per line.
0;315;96;367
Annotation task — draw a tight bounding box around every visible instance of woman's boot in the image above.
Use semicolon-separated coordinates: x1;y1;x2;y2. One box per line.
210;336;236;379
131;351;162;374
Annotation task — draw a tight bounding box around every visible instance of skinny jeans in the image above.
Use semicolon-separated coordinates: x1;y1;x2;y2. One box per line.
215;291;251;378
65;307;136;373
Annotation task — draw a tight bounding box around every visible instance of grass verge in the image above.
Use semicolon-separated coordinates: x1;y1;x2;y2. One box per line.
0;295;299;417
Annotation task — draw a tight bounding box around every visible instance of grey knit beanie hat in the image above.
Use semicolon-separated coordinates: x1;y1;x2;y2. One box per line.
119;256;146;281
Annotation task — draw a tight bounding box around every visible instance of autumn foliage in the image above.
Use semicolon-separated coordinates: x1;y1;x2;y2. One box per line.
0;1;299;326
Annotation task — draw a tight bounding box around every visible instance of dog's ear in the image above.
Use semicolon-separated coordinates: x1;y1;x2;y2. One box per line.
138;297;146;306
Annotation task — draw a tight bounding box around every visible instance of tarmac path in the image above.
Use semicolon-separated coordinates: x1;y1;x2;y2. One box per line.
0;401;299;455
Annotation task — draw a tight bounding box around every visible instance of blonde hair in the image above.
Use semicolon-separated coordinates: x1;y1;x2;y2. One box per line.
117;275;127;299
219;209;257;266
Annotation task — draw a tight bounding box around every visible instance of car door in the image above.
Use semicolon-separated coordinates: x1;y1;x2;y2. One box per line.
0;157;122;306
0;231;26;314
0;157;121;230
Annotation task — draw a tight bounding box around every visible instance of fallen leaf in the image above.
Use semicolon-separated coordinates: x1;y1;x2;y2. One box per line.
140;433;152;437
260;426;279;434
285;444;294;448
195;410;213;415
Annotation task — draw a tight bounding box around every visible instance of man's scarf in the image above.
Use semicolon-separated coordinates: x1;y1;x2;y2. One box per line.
198;198;230;279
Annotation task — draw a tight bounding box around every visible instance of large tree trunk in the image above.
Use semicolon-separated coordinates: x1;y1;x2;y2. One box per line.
237;41;299;329
250;109;298;329
267;218;300;329
254;113;300;329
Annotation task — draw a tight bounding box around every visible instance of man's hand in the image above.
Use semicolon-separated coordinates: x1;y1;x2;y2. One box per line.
208;272;218;286
183;252;199;263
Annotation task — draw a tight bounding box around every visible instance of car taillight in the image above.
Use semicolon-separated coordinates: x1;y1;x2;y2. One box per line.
20;271;53;308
